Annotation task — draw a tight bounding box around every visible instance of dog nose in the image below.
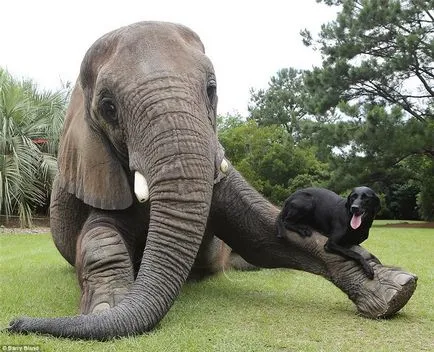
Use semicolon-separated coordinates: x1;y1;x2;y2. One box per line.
351;205;360;213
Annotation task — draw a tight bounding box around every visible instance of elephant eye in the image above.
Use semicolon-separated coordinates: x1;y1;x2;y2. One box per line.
207;79;217;105
99;97;118;122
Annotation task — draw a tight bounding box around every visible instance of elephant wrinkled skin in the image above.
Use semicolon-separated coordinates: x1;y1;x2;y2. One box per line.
7;22;417;340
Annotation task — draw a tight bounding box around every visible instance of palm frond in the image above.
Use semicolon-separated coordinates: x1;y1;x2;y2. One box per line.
0;67;69;226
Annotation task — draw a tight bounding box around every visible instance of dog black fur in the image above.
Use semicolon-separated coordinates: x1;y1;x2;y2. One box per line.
277;187;380;279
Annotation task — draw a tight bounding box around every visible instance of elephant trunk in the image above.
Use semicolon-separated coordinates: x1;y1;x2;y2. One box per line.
9;110;215;340
121;120;216;330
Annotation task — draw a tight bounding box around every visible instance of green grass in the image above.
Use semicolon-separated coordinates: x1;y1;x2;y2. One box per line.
0;226;433;352
373;219;428;226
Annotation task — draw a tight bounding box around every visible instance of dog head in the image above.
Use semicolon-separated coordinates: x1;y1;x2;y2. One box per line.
346;186;381;230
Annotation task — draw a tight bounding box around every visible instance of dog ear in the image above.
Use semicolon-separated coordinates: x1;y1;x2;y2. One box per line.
373;195;381;214
345;192;353;213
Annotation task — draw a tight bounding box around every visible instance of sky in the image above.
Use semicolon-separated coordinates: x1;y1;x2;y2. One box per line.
0;0;337;115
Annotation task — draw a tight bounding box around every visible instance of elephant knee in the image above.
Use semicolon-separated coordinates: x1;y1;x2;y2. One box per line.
77;228;133;280
189;235;231;280
76;227;134;314
229;252;258;271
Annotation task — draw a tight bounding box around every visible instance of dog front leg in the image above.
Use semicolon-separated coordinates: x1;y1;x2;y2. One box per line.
325;239;375;279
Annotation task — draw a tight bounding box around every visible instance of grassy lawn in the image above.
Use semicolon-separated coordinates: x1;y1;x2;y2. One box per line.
372;219;428;226
0;224;433;352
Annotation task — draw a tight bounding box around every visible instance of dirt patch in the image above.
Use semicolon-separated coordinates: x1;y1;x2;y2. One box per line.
0;216;50;234
378;222;434;228
0;226;51;234
0;215;50;228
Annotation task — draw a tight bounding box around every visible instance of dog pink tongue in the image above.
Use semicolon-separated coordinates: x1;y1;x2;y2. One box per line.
351;214;362;229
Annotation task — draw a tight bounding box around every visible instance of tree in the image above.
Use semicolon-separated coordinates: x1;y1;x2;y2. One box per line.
218;115;329;205
246;0;434;219
248;68;309;137
0;68;68;226
299;0;434;219
302;0;434;123
417;156;434;220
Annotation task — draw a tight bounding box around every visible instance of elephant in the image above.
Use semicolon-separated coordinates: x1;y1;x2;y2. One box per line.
7;21;417;340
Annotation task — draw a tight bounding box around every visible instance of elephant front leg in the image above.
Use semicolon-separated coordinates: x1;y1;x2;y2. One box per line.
76;225;134;314
211;167;417;318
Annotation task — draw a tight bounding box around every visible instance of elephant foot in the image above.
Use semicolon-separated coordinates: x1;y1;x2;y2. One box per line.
334;246;418;318
352;263;418;318
328;252;417;319
278;229;417;319
76;227;134;314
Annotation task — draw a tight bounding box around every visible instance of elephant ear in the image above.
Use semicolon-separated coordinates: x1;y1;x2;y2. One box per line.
57;82;133;210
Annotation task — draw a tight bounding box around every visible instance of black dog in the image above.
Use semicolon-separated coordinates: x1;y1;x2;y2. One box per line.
277;187;380;279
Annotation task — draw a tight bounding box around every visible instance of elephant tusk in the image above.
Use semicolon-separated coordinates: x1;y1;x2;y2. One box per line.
220;158;229;174
134;171;149;203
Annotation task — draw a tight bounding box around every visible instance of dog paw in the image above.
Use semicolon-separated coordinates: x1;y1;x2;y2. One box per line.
297;226;313;237
363;263;375;280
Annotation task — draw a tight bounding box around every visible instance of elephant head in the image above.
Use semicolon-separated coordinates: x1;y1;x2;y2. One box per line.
59;21;220;211
9;21;225;339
